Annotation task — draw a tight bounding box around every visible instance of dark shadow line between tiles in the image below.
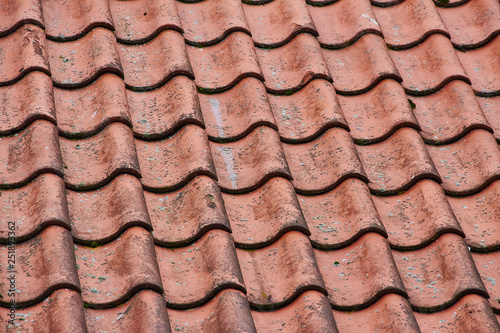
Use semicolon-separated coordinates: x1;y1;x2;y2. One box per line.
443;174;500;198
389;228;466;251
125;72;196;93
0;283;81;309
58;117;133;139
176;0;206;4
254;29;320;50
142;170;218;194
52;68;125;90
240;0;276;5
470;243;500;254
134;118;207;141
219;171;293;195
248;285;329;312
320;30;384;50
83;284;164;310
45;22;115;42
0;168;64;190
235;225;312;250
185;27;252;47
65;168;142;192
196;73;265;95
370;0;406;8
452;30;500;51
330;288;409;312
335;74;403;96
352;122;422;146
310;226;389;251
166;283;247;310
280;121;351;144
153;223;232;248
404;76;472;97
116;25;184;45
0;219;72;245
421;124;494;146
0;19;45;38
208;121;279;143
306;0;340;7
0;114;57;137
432;0;471;8
474;89;500;98
294;173;370;196
369;173;443;197
72;221;154;247
411;288;490;313
0;67;51;88
386;30;451;51
265;74;334;96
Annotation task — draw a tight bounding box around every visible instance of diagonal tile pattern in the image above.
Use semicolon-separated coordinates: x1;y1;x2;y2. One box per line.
1;0;499;331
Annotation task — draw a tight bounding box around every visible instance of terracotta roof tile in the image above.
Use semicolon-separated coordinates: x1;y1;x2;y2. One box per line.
0;120;63;189
243;0;317;48
237;231;326;309
322;33;401;95
315;233;407;310
268;79;349;143
473;252;500;312
298;178;387;250
308;0;382;49
283;128;368;194
371;0;406;7
110;0;183;45
211;126;291;193
477;95;500;142
199;77;277;142
60;122;141;191
177;0;249;46
145;175;231;247
223;177;309;249
75;227;163;307
392;233;488;312
41;0;113;41
0;0;43;37
187;32;263;93
256;33;331;94
156;229;245;309
432;0;471;8
136;124;216;192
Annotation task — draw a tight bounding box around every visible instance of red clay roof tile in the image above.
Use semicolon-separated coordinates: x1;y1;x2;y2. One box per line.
473;252;500;312
477;95;500;142
0;0;43;37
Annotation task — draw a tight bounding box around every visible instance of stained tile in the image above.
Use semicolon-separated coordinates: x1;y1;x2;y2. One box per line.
0;0;44;37
0;289;86;333
392;233;487;311
373;179;464;250
256;33;331;94
0;120;63;189
333;294;420;333
268;79;348;143
0;226;80;307
298;178;386;250
177;0;249;46
252;291;339;333
372;0;449;49
473;252;500;312
315;233;406;310
60;122;141;191
308;0;381;49
389;34;470;95
187;32;263;93
168;290;256;333
136;124;216;192
41;0;113;41
75;227;163;307
448;181;500;252
145;175;231;247
0;174;69;243
0;24;49;86
200;77;277;142
427;129;500;196
85;290;171;333
110;0;182;44
54;73;131;138
411;80;492;144
156;229;246;309
127;75;204;140
211;126;291;193
243;0;317;48
477;95;500;142
67;174;152;245
46;27;123;89
223;177;309;249
414;294;500;333
283;128;367;195
356;128;441;195
437;0;500;49
118;30;193;91
322;33;401;95
0;72;55;136
338;79;419;144
237;231;326;309
456;35;500;97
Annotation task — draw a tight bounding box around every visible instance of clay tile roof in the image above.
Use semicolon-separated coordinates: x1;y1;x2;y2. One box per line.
1;0;499;331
